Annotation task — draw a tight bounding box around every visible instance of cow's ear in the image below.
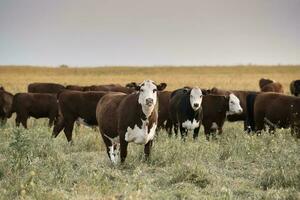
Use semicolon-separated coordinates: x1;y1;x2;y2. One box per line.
157;83;167;91
126;82;139;89
225;95;230;101
210;87;218;94
201;89;210;96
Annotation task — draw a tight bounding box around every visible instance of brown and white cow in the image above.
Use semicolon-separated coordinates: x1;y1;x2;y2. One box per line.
66;84;134;94
52;90;109;142
210;87;259;131
202;94;242;140
0;88;13;125
96;80;166;164
11;93;58;128
28;82;65;93
246;92;300;137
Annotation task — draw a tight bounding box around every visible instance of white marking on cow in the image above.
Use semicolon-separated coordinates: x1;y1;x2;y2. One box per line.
190;88;203;111
138;80;158;118
182;119;200;130
125;120;156;144
109;145;120;164
227;93;243;115
76;117;88;126
75;117;95;128
104;134;120;145
211;122;218;129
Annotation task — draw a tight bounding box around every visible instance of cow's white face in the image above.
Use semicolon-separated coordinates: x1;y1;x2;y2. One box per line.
190;88;203;111
228;93;243;114
138;80;158;117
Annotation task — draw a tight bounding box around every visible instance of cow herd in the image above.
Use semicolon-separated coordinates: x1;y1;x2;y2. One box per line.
0;78;299;164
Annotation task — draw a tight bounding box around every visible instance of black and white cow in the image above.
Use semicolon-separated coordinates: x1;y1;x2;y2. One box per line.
168;87;204;140
96;80;167;164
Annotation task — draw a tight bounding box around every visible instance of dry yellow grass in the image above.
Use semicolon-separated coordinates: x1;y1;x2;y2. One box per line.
0;65;299;93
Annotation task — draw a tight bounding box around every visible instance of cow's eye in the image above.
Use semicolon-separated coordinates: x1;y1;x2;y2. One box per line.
140;89;144;92
153;89;157;93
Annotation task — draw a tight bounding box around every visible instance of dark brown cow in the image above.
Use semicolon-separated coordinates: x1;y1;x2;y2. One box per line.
96;80;166;164
28;82;65;93
258;78;284;93
52;91;109;142
202;94;243;140
246;92;300;137
290;80;300;97
11;93;58;128
259;78;274;89
66;84;134;94
157;91;172;130
210;87;259;131
0;89;13;125
261;82;284;93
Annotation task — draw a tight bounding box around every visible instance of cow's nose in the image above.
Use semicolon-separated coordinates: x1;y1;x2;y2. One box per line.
194;103;199;108
146;98;153;105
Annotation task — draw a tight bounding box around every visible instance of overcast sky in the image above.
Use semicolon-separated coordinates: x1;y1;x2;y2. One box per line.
0;0;299;66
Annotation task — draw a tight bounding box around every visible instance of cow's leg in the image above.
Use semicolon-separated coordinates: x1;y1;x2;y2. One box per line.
120;137;128;163
174;123;178;137
48;110;57;128
52;116;65;138
15;114;21;127
218;126;223;135
166;120;173;137
179;125;187;141
204;125;211;141
63;120;75;143
144;140;153;160
193;126;200;139
0;117;7;126
101;133;119;164
20;116;28;129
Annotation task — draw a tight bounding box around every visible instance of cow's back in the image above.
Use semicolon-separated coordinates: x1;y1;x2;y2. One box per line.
58;91;109;125
28;83;65;93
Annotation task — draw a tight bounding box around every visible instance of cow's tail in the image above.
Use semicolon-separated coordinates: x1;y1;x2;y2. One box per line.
246;93;257;133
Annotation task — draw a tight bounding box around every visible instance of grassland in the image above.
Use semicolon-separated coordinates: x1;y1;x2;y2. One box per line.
0;65;299;199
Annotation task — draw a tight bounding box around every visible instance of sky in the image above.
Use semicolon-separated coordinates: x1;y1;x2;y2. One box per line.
0;0;300;66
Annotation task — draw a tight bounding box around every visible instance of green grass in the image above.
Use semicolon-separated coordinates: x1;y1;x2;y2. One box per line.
0;118;299;200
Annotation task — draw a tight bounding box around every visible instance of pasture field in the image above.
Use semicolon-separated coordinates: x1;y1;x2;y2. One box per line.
0;65;300;199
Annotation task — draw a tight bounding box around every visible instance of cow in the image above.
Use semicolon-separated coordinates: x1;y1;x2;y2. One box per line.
157;91;172;131
168;87;204;140
258;78;284;93
259;78;274;89
96;80;167;164
11;93;58;128
202;94;243;140
52;91;110;142
0;89;13;125
210;87;259;131
246;92;300;138
28;82;65;93
66;84;134;94
290;80;300;97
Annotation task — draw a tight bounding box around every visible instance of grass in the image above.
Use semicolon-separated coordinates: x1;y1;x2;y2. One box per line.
0;65;300;199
